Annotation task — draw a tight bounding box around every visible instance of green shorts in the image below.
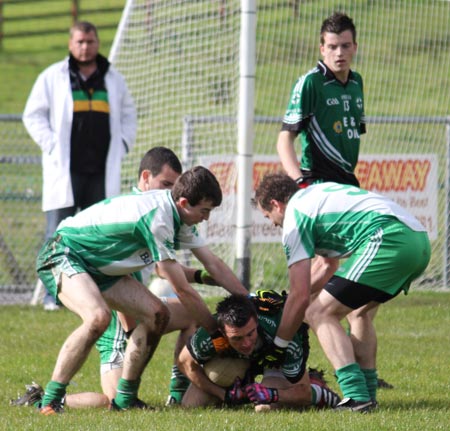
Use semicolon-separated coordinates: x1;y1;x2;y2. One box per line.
96;310;127;368
335;221;431;296
36;235;122;305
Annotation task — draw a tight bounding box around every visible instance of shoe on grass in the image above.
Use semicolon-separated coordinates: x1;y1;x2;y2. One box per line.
40;400;64;415
334;397;377;413
10;382;44;407
109;398;154;411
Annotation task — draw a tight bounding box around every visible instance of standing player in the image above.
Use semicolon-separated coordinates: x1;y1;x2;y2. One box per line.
253;174;430;412
33;166;247;415
277;11;363;188
12;148;232;409
277;10;364;293
178;294;340;410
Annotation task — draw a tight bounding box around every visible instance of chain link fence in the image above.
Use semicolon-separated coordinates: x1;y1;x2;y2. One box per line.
0;115;44;303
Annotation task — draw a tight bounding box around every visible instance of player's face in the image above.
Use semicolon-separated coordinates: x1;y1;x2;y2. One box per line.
140;164;180;191
178;198;216;226
320;30;357;82
69;30;99;65
257;202;284;228
223;317;258;356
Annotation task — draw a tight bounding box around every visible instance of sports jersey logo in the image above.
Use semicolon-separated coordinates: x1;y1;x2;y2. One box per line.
163;238;175;252
326;97;339;106
333;121;343;134
140;251;153;265
356;97;363;110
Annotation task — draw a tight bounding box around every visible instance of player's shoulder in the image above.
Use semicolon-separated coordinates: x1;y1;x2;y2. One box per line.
349;69;364;86
293;65;322;89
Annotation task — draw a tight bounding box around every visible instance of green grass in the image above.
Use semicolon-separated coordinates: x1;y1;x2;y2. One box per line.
1;292;450;430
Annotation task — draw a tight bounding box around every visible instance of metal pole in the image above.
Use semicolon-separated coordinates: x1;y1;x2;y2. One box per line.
445;120;450;288
235;0;256;290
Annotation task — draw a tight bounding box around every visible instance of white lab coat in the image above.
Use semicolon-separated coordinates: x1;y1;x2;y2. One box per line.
23;57;137;211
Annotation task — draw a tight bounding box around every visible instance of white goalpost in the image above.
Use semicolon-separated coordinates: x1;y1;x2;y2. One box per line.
109;0;450;292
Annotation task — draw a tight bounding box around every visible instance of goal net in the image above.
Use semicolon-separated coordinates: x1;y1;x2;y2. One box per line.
110;0;450;293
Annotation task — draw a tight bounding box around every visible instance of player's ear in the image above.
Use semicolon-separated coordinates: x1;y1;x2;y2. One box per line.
178;197;189;208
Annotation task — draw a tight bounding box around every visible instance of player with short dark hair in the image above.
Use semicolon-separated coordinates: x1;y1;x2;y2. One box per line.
178;294;341;411
33;165;246;415
277;11;363;188
254;174;431;412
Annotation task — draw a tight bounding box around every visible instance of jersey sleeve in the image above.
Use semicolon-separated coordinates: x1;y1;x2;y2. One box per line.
281;73;315;133
186;326;216;364
282;207;316;266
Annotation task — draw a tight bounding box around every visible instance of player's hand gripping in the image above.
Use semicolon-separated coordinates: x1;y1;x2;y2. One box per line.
252;289;287;314
224;377;249;405
258;340;287;369
245;382;279;405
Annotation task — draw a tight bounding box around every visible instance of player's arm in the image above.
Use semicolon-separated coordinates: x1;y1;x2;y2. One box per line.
276;259;311;342
191;246;248;295
246;371;311;406
177;346;227;401
157;259;216;333
277;130;302;181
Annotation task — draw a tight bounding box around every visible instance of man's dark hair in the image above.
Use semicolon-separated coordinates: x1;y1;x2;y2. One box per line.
138;146;182;179
320;12;356;44
253;173;298;211
70;21;98;39
216;295;257;331
171;166;222;207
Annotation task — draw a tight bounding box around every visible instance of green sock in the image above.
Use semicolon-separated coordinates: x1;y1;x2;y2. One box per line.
114;378;140;409
335;363;370;402
362;368;378;401
169;365;190;403
41;381;68;407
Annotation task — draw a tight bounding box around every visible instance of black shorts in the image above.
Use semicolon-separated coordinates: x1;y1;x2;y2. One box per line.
324;275;397;309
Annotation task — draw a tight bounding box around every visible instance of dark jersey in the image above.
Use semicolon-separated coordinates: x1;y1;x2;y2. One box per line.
281;61;365;186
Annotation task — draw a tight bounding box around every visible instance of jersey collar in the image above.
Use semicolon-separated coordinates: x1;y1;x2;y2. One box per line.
317;60;355;85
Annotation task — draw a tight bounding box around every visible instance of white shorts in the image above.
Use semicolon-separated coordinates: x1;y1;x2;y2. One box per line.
100;350;124;375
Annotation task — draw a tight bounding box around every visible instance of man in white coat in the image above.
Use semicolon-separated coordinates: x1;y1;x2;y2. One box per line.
23;21;136;309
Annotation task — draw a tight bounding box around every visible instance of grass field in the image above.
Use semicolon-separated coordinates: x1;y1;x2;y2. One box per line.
1;4;449;428
1;292;449;430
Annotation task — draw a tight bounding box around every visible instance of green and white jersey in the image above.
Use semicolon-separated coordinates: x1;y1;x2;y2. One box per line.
188;312;309;382
283;182;426;267
56;189;204;275
281;61;365;185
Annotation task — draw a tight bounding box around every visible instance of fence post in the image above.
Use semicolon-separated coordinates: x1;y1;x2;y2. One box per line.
445;119;450;288
0;0;3;50
71;0;80;23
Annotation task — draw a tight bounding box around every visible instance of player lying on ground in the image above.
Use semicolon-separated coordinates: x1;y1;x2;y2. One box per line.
178;293;341;411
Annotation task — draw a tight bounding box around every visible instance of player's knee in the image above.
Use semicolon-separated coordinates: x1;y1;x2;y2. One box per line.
87;307;112;338
304;301;321;328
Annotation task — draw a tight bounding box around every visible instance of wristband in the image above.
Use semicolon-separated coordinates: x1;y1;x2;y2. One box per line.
295;176;303;185
194;269;204;284
273;336;290;348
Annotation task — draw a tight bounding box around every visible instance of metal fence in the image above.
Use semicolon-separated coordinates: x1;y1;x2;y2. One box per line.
1;114;449;305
